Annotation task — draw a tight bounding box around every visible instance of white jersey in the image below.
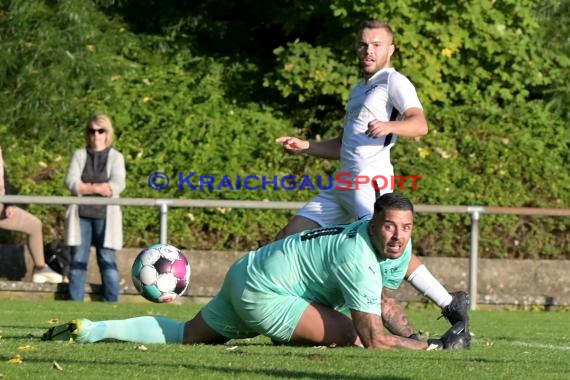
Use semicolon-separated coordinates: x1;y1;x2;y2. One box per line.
298;68;424;225
340;68;423;177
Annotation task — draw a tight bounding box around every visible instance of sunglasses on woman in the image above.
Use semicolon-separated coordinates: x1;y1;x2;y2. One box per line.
88;128;107;135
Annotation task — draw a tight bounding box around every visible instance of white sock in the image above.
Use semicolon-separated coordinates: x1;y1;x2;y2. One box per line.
407;265;453;308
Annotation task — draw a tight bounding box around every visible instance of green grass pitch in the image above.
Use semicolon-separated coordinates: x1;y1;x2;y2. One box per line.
0;299;568;379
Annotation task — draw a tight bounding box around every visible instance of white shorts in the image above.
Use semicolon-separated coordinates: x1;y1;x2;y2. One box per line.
298;180;391;227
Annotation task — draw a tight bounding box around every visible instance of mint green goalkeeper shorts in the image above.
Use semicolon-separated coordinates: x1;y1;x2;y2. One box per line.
200;254;309;342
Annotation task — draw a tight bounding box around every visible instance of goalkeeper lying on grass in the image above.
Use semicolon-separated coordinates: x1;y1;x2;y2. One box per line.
44;193;470;350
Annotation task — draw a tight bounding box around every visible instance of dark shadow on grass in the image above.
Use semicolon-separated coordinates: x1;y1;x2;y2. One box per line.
418;355;509;365
19;356;412;380
491;335;525;341
0;325;41;329
0;325;45;340
0;334;39;340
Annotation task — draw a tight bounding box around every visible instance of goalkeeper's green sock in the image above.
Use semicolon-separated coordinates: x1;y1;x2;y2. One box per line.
76;316;185;344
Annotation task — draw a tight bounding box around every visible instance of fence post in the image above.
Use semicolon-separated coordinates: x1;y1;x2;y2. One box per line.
159;203;169;244
468;207;483;311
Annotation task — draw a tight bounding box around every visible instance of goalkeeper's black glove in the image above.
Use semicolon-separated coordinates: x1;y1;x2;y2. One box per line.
426;338;444;350
426;321;471;350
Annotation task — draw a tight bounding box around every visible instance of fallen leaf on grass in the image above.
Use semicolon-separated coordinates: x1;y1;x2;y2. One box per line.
8;355;23;364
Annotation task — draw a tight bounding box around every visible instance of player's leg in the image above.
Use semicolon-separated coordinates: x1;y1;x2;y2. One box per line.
406;255;469;326
289;303;361;347
79;316;186;343
43;256;252;345
194;254;259;343
42;316;186;344
341;180;379;221
42;297;232;344
43;297;235;344
275;215;319;240
275;191;352;240
182;311;229;344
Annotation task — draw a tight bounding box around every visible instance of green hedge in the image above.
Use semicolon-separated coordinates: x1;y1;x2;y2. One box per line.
0;0;568;258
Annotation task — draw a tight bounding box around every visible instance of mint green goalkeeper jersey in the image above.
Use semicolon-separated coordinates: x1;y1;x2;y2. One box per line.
200;219;413;341
244;219;411;315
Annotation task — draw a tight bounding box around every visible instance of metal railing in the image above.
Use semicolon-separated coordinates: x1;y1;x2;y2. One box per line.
2;194;569;310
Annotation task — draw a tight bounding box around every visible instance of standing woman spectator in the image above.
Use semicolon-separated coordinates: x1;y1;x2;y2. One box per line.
64;113;126;302
0;146;63;283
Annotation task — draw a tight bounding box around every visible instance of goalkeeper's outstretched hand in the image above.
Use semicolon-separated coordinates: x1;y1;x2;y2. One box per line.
427;321;471;350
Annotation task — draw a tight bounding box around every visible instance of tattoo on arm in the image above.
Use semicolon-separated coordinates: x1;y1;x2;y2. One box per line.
381;289;415;338
351;310;385;348
351;310;427;350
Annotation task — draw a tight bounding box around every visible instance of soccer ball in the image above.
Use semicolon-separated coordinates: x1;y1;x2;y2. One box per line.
131;243;191;303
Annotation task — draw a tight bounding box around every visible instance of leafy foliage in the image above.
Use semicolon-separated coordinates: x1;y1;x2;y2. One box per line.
394;102;569;258
0;0;568;257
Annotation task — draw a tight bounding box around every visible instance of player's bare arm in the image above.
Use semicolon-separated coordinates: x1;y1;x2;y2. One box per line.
351;310;427;350
366;107;428;138
381;288;416;337
276;135;342;159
